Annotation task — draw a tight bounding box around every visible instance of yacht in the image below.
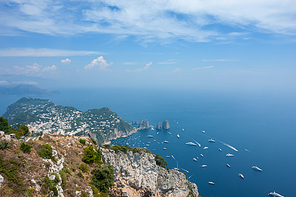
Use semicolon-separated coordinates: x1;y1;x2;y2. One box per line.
193;158;198;162
146;144;149;147
177;134;180;138
203;147;209;150
166;156;171;158
202;130;205;134
218;148;222;152
163;147;167;150
238;173;244;179
201;165;207;168
151;128;154;131
208;139;215;143
226;153;234;157
186;142;197;146
164;140;169;143
146;135;153;138
268;191;284;197
208;181;215;185
226;164;231;168
182;129;185;131
200;154;204;157
252;166;262;172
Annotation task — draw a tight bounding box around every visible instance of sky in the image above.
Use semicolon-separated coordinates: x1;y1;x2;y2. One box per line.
0;0;296;93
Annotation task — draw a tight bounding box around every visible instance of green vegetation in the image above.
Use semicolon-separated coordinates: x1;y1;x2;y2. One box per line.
155;154;168;168
90;164;114;193
79;163;89;173
78;172;83;178
59;170;67;189
81;191;88;197
44;175;58;196
9;113;39;126
37;144;56;162
89;184;99;195
82;146;101;164
91;138;97;145
79;139;86;145
103;144;151;155
20;142;32;153
0;141;13;150
0;117;9;133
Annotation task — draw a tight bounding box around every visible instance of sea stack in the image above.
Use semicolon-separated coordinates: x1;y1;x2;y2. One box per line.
156;122;162;130
138;119;150;130
130;121;139;125
163;120;170;130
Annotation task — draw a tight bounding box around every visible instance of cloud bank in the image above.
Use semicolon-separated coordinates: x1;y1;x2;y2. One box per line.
61;58;71;63
84;56;112;71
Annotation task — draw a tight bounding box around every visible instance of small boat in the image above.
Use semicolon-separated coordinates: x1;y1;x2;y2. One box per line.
157;132;159;134
153;149;156;151
202;130;205;134
148;142;150;143
201;165;207;168
203;147;209;150
208;181;215;185
166;156;171;158
268;191;284;197
173;168;180;171
177;122;178;124
226;164;231;168
182;129;185;131
146;144;149;146
252;166;262;172
146;135;153;138
218;148;222;151
151;128;154;131
226;153;234;157
177;134;180;138
186;142;197;146
164;140;169;143
193;158;198;162
154;140;156;142
238;173;244;179
163;147;167;150
196;157;199;159
200;154;204;157
208;139;215;143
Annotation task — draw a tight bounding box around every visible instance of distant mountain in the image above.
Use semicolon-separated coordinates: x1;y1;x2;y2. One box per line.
0;84;59;96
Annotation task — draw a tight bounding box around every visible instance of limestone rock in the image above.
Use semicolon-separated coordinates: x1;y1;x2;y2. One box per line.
0;174;4;187
156;122;162;130
138;120;150;130
162;120;170;130
102;148;199;197
130;121;139;125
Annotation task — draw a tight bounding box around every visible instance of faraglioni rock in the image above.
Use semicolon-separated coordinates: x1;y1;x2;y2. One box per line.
138;119;150;130
162;120;170;130
156;122;162;130
130;121;139;125
102;148;199;197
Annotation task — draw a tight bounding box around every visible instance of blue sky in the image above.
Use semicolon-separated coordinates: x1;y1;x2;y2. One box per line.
0;0;295;92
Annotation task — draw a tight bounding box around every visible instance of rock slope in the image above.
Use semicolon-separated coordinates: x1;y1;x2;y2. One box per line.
102;148;199;197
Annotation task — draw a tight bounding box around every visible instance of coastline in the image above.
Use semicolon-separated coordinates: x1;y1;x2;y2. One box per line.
102;127;139;145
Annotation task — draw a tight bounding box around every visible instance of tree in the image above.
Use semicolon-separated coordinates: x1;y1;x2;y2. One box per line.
90;165;114;193
0;117;9;133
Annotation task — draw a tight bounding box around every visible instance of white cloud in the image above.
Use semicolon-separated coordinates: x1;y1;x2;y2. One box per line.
61;58;71;63
13;63;41;74
123;62;137;65
126;62;152;72
158;59;177;65
0;48;101;57
0;81;9;86
202;59;237;62
1;0;295;42
42;65;57;72
0;80;38;86
84;56;113;71
193;66;214;70
172;68;180;72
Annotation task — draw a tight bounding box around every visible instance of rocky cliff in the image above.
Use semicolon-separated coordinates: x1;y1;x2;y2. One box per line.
162;120;170;130
138;120;150;130
156;122;162;130
101;148;199;197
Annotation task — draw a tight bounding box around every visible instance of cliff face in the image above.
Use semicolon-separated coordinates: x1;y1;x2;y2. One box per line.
162;120;170;130
156;122;162;130
101;148;199;197
138;120;150;130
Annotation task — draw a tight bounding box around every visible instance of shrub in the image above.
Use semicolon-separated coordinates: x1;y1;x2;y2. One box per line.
90;164;114;193
99;193;109;197
155;154;168;168
59;170;67;189
81;191;88;197
20;142;32;153
79;163;89;173
79;139;86;145
91;138;97;145
89;184;99;195
0;141;12;150
37;144;53;159
78;172;83;178
82;146;101;164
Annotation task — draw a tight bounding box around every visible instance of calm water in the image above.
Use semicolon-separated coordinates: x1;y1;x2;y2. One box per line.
1;88;295;197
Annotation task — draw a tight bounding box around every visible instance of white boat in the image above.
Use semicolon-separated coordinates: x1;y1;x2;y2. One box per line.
164;140;169;143
154;140;156;141
268;191;284;197
186;142;197;146
200;154;204;157
182;129;185;131
151;128;154;131
166;156;171;158
226;164;231;168
252;166;262;172
202;130;205;134
201;165;207;168
203;147;209;150
208;139;215;143
208;181;215;185
193;158;197;162
163;147;167;150
177;134;180;138
218;148;222;151
196;157;199;159
146;135;153;138
226;153;234;157
148;142;150;143
157;132;159;134
146;144;149;146
238;173;244;179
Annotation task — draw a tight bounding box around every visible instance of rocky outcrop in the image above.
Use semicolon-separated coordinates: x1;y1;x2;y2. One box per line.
162;120;170;130
138;120;150;130
130;121;139;125
101;148;199;197
156;122;162;130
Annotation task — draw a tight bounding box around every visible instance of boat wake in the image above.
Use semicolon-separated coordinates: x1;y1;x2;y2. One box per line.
221;142;238;152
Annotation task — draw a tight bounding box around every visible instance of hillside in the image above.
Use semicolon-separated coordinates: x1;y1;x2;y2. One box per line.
2;97;136;145
0;134;199;197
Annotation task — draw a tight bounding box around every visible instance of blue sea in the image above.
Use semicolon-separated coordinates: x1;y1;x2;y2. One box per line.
1;88;295;197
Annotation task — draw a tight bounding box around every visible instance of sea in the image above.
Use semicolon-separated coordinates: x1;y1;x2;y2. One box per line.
1;87;295;197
